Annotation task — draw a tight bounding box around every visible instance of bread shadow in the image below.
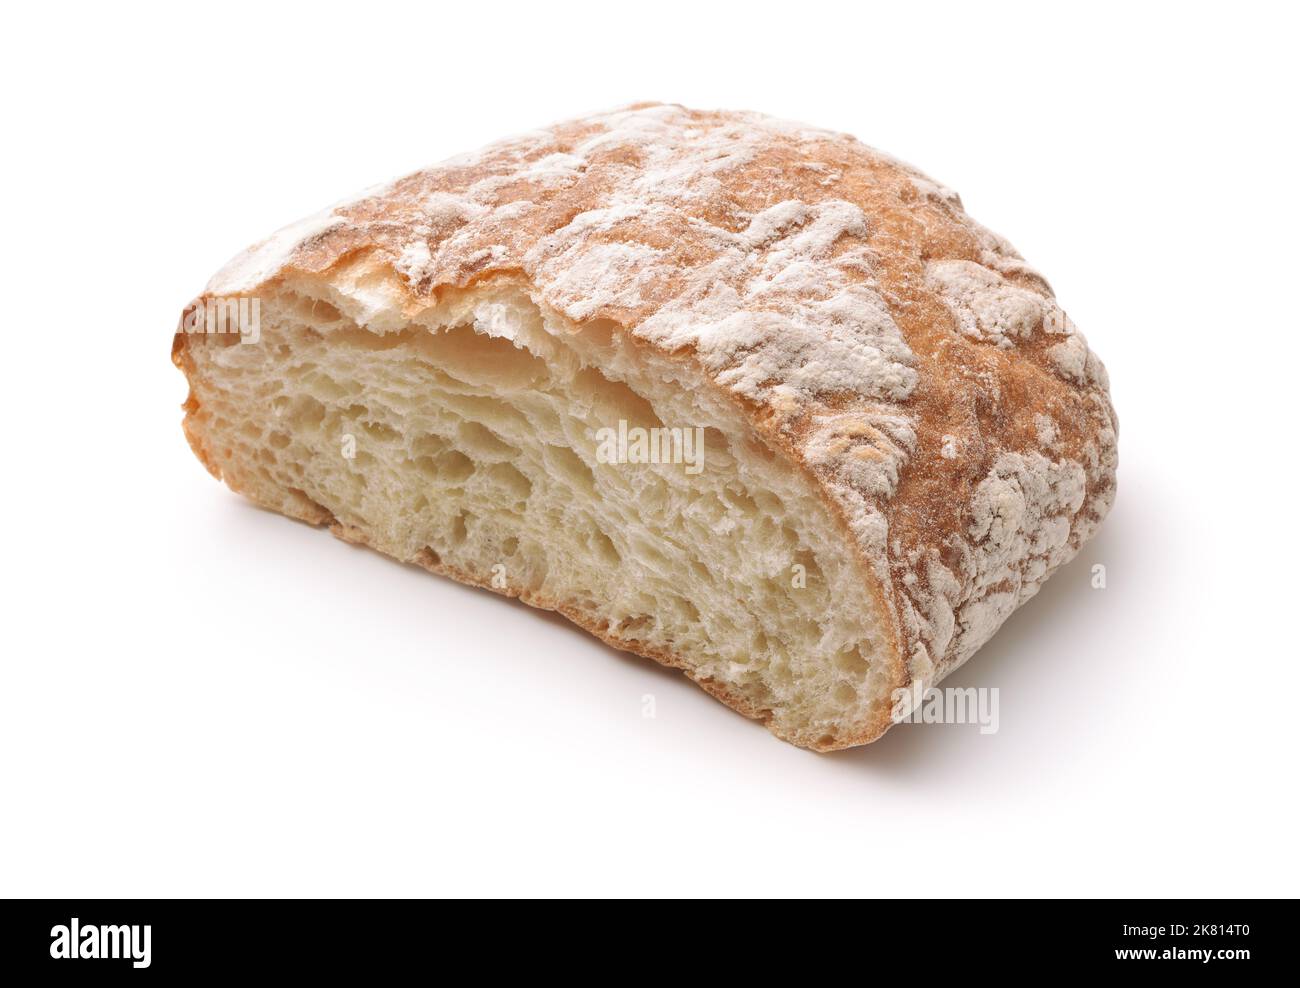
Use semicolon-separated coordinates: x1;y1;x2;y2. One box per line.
228;489;1139;772
819;496;1139;779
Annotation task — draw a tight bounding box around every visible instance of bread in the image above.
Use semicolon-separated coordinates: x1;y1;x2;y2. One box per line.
172;103;1117;750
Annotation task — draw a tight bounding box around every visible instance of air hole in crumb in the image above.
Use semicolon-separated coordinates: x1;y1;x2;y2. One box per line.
451;512;469;545
459;420;519;459
833;648;871;678
435;449;475;483
361;420;400;443
311;300;344;323
579;319;617;348
484;462;533;502
546;445;595;493
619;615;653;638
726;487;760;516
590;528;621;565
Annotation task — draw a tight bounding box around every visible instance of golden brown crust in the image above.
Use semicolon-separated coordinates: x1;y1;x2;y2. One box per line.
176;103;1116;746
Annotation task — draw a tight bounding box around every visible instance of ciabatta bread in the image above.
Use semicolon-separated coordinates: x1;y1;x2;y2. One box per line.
172;104;1117;750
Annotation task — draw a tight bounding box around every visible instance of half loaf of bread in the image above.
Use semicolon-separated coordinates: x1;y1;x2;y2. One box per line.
172;103;1117;750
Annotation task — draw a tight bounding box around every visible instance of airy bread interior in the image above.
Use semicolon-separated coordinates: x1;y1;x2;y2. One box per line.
179;260;896;748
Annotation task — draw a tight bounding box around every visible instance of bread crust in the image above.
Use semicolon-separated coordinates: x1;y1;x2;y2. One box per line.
174;103;1116;749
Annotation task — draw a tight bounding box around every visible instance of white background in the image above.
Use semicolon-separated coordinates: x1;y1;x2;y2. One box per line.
3;1;1297;898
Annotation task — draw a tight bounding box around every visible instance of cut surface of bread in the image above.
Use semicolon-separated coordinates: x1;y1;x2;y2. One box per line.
173;104;1117;750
